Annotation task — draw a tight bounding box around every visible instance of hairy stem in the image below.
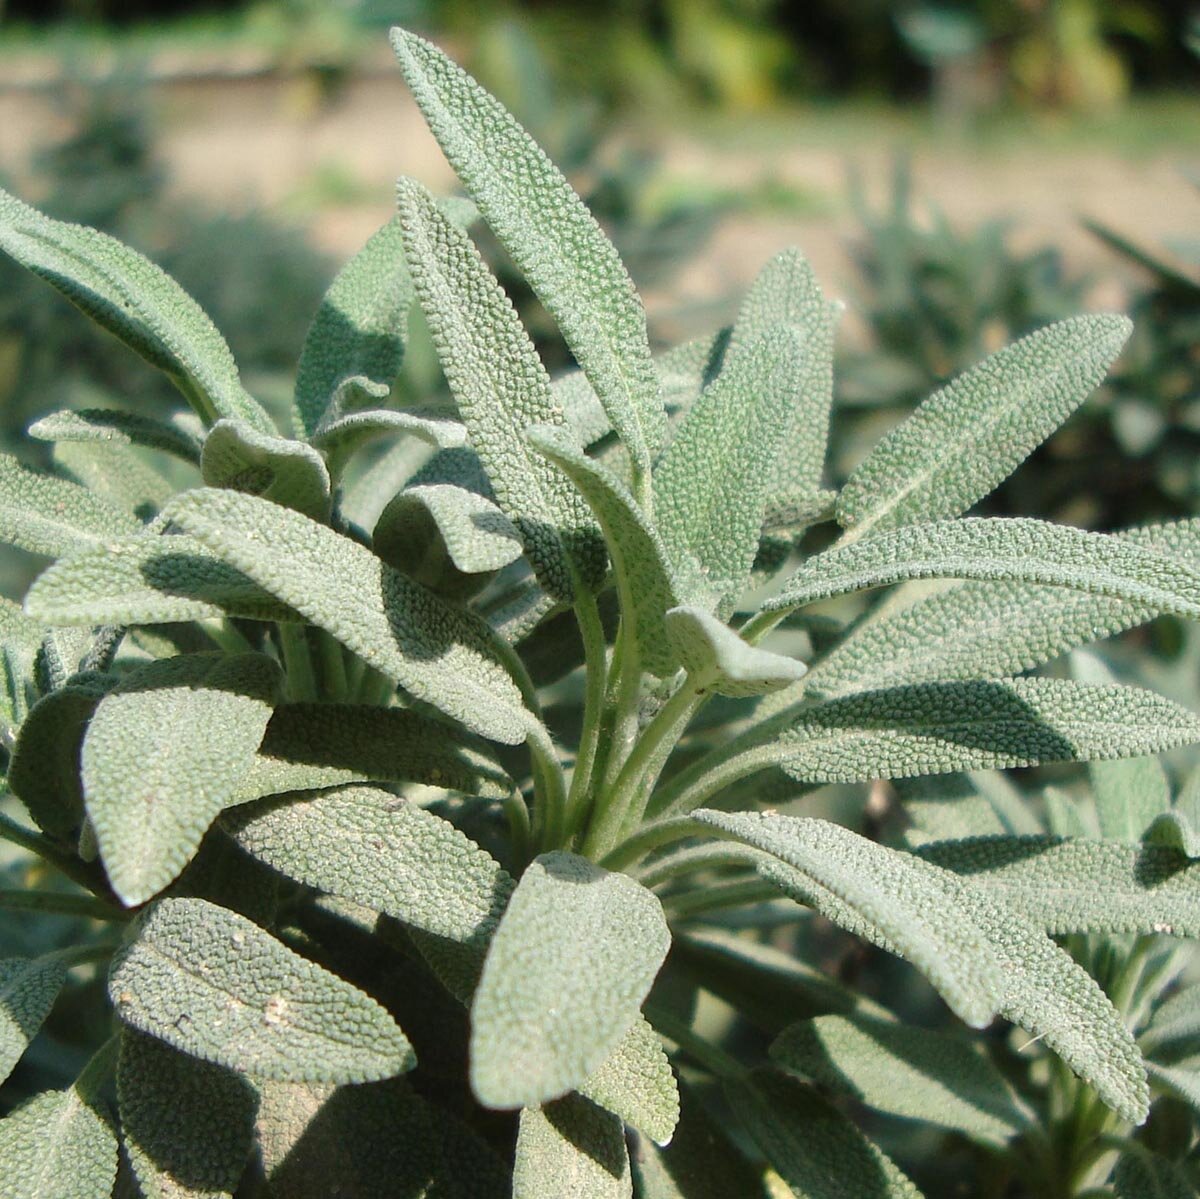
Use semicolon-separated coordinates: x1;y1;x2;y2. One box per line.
564;590;609;840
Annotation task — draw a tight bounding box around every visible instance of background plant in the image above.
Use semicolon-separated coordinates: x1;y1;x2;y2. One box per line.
0;28;1197;1199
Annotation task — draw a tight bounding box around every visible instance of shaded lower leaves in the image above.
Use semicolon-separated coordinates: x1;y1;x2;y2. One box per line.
512;1095;632;1199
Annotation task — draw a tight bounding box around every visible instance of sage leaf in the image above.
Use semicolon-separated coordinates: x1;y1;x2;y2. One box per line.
836;314;1131;534
1141;983;1200;1056
512;1096;632;1199
665;605;806;697
81;653;281;905
109;897;415;1083
579;1017;679;1146
0;184;273;432
164;487;531;744
1146;1061;1200;1115
1090;756;1171;842
391;28;664;480
29;408;202;464
118;1027;256;1199
52;439;174;518
470;851;670;1108
308;407;466;457
0;956;67;1086
1113;1150;1197;1199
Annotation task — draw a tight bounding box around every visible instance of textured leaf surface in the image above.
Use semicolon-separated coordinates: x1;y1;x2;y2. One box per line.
391;29;663;478
225;785;514;999
1113;1150;1197;1199
1146;1061;1200;1113
164;488;530;743
0;452;140;559
578;1017;678;1145
728;1069;921;1198
0;956;67;1085
118;1027;256;1199
230;703;511;805
308;406;466;457
917;835;1200;937
82;653;280;905
776;678;1200;784
529;426;681;676
397;178;603;598
52;438;173;520
512;1096;632;1199
1090;756;1171;842
29;408;202;463
109;897;415;1083
654;328;802;610
25;533;298;628
665;605;806;697
768;517;1200;616
200;421;330;521
470;851;670;1108
0;185;272;431
836;315;1130;533
1141;983;1200;1056
771;1013;1031;1144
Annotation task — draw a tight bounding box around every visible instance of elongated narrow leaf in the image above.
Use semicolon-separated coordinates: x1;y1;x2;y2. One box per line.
728;1069;921;1199
308;407;466;456
1147;1061;1200;1113
53;439;173;518
837;315;1131;534
29;408;202;463
776;678;1200;784
470;851;670;1108
665;605;806;697
0;452;140;558
513;1096;632;1199
771;1013;1032;1144
0;185;272;432
0;956;67;1085
579;1017;678;1146
82;653;280;905
25;533;300;628
1113;1150;1197;1199
917;836;1200;938
230;704;511;805
654;328;802;611
118;1027;256;1199
164;488;530;744
200;421;330;521
727;247;840;497
109;897;414;1083
1090;756;1171;842
529;426;681;676
225;786;514;1000
769;517;1200;616
391;29;664;479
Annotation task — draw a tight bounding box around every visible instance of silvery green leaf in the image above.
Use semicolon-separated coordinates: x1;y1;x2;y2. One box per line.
201;420;331;522
118;1026;256;1199
0;184;273;433
1089;756;1171;842
396;178;604;599
1142;984;1200;1055
770;1013;1032;1144
899;773;1038;846
391;29;664;480
654;328;803;612
512;1096;632;1199
109;897;415;1083
836;314;1131;535
52;439;174;518
224;785;514;1001
470;851;670;1108
1113;1150;1197;1199
0;452;141;559
528;426;682;676
1146;1061;1200;1114
81;653;281;906
578;1017;678;1146
916;835;1200;938
293;217;413;440
767;517;1200;616
666;606;806;698
30;407;202;464
24;533;300;627
1145;812;1200;857
727;247;840;498
164;488;531;744
373;483;523;600
0;1072;118;1199
230;703;511;805
308;406;467;457
727;1069;922;1199
775;678;1200;784
0;956;67;1086
762;488;838;536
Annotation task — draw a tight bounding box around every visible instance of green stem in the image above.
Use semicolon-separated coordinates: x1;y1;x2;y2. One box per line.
493;632;542;718
0;888;126;921
662;878;780;920
504;789;534;871
740;607;789;645
528;721;569;853
0;813;109;894
317;631;349;701
648;742;784;820
599;816;708;872
279;625;318;701
45;941;121;969
202;618;258;656
344;654;368;701
644;1003;742;1077
564;590;609;841
635;843;758;888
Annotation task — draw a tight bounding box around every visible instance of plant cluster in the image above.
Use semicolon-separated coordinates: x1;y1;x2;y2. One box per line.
0;28;1198;1199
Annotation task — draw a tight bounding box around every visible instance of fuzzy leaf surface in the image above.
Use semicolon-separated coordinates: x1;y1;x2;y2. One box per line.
836;314;1130;534
1141;983;1200;1056
665;605;806;697
0;956;67;1086
308;407;466;456
29;408;202;463
52;439;173;519
578;1017;679;1146
1090;756;1171;842
200;421;330;521
164;488;530;743
0;185;272;432
470;851;670;1108
391;29;663;477
1113;1150;1197;1199
118;1026;256;1199
512;1096;632;1199
109;897;414;1083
